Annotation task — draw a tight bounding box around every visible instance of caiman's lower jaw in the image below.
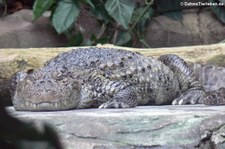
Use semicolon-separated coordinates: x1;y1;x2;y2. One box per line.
13;99;79;111
12;94;80;111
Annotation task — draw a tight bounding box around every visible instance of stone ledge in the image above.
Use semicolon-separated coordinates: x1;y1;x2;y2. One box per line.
6;105;225;149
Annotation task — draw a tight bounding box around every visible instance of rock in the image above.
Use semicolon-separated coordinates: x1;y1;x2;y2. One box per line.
0;9;67;48
7;105;225;149
192;64;225;91
146;8;225;48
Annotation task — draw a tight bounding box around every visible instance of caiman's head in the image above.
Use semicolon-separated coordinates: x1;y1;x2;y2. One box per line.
11;67;81;111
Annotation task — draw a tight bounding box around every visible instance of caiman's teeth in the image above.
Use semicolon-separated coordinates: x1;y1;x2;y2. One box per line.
53;103;58;107
23;101;70;109
32;103;37;108
53;102;61;107
25;102;37;108
22;101;71;110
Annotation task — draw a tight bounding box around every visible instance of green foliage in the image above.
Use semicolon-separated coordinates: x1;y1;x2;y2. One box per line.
52;0;80;33
33;0;154;47
32;0;225;47
105;0;135;29
90;0;111;21
155;0;183;20
209;0;225;24
115;31;131;46
0;0;6;6
80;0;95;9
33;0;55;20
131;6;153;25
0;0;7;16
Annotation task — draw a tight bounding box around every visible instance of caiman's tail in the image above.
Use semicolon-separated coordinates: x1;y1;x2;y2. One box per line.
159;57;225;105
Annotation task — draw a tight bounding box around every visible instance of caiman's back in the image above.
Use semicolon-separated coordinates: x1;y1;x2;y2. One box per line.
46;47;181;105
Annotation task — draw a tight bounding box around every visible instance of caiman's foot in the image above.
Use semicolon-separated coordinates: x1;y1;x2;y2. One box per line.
98;101;130;109
98;86;137;109
172;90;206;105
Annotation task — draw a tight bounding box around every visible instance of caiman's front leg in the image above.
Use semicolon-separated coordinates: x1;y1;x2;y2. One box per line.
99;86;137;109
159;54;206;105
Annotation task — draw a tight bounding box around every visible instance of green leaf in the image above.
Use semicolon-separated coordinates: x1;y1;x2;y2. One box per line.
52;0;80;34
115;31;131;45
156;0;183;20
219;0;225;3
0;0;3;4
33;0;55;20
0;0;5;5
209;0;225;23
90;0;111;21
0;0;6;16
80;0;95;9
105;0;135;29
130;6;153;25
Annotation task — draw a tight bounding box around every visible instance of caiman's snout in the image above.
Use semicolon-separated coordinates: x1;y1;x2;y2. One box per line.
12;69;80;111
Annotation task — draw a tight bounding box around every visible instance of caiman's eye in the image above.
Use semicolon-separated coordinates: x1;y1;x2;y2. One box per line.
26;69;34;74
29;69;44;80
26;70;42;81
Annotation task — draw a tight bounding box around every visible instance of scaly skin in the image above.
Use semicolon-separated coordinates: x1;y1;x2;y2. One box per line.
11;48;206;111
